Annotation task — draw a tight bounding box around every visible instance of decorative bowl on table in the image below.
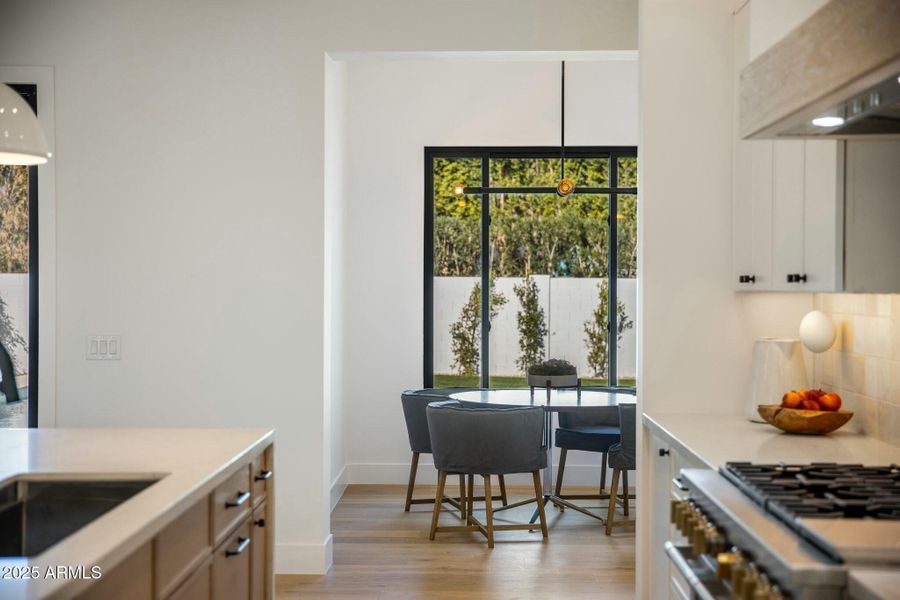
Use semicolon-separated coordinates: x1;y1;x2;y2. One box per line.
757;404;853;435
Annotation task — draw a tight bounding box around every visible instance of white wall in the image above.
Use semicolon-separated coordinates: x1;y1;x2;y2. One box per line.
636;1;814;597
336;58;638;487
1;0;638;574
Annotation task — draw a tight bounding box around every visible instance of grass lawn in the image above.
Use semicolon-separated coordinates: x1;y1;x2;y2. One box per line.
433;373;636;389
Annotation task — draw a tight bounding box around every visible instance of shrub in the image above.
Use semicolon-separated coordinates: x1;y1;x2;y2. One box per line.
513;275;547;373
449;281;507;375
584;280;633;378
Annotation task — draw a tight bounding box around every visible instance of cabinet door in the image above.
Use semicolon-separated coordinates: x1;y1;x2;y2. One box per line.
250;504;267;600
647;432;675;600
213;522;251;600
803;140;843;292
748;141;774;287
79;542;152;600
772;140;805;290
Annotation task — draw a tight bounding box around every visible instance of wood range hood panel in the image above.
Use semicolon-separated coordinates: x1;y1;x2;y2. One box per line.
740;0;900;139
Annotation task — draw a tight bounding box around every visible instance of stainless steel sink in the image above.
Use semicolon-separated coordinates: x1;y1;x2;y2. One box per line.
0;477;159;557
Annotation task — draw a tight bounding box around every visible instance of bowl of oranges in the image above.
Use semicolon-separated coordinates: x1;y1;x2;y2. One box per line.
758;389;853;435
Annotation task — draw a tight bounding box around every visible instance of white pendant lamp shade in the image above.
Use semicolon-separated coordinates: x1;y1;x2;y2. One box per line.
0;83;49;165
799;310;836;353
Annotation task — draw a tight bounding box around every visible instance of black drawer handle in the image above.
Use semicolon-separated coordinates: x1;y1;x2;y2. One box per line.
786;273;807;283
255;470;272;482
225;491;251;508
738;275;756;284
658;448;670;457
225;537;250;557
255;518;265;528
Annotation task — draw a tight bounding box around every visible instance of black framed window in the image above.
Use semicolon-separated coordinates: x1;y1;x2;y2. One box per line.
425;146;637;390
0;83;39;428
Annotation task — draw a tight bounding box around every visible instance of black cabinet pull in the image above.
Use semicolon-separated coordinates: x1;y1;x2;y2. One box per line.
786;273;808;283
255;518;266;528
225;491;251;508
738;275;756;284
255;470;272;482
225;537;250;557
658;448;670;457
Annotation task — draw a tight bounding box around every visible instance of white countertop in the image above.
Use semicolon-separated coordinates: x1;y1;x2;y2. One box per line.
642;412;900;468
0;427;273;599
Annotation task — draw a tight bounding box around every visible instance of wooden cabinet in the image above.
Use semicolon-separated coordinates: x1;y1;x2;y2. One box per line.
213;522;252;600
79;542;153;600
75;442;273;600
732;7;843;293
250;503;268;600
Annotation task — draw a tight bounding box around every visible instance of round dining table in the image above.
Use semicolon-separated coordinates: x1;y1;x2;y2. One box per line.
449;388;636;523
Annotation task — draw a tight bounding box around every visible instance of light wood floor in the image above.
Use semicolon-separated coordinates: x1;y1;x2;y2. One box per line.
276;483;635;599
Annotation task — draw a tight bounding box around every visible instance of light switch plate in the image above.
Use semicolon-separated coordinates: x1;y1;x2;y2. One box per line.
86;335;121;360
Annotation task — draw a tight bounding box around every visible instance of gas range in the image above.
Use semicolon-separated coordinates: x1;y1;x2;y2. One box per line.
667;463;900;600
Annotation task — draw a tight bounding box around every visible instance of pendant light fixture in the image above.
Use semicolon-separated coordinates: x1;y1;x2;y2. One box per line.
556;61;575;197
0;83;50;165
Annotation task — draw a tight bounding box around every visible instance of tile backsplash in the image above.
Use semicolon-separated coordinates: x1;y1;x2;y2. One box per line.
814;294;900;445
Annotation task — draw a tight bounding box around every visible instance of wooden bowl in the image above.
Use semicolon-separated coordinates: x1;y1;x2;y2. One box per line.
757;404;853;435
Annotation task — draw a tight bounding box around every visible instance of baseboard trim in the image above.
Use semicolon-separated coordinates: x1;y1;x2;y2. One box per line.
347;459;611;487
275;535;333;574
330;465;348;512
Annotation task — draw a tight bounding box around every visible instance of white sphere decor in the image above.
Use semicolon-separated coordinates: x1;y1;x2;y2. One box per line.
799;310;836;353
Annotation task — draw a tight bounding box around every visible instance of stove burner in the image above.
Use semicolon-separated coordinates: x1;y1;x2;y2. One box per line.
722;462;900;522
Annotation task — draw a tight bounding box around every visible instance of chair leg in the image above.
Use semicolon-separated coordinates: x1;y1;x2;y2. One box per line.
498;474;508;506
429;471;447;541
605;469;620;536
404;452;419;512
600;452;608;493
483;474;494;549
532;471;548;539
622;470;630;516
458;474;467;520
467;474;474;524
555;448;568;497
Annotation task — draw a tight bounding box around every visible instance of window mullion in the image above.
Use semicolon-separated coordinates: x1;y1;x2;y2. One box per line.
480;155;491;388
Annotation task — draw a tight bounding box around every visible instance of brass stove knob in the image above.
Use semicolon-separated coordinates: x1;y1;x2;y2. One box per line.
692;524;708;555
730;560;747;594
741;564;760;600
716;552;738;580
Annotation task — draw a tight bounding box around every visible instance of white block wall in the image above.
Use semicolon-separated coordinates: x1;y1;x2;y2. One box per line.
434;275;637;378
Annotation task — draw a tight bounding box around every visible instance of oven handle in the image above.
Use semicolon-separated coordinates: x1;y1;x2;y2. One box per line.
664;542;717;600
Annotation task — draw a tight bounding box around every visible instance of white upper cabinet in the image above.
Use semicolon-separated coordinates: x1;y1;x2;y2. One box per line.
732;3;843;292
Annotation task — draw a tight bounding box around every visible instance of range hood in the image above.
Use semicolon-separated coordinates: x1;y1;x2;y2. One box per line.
740;0;900;139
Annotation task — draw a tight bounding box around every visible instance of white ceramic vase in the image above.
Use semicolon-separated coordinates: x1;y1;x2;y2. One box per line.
748;338;808;422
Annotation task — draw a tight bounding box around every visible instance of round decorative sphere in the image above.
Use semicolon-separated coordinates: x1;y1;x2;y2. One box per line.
799;310;836;353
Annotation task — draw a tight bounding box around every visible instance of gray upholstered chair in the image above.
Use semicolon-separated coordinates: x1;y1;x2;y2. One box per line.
426;401;548;548
605;403;636;535
401;389;507;514
554;405;620;500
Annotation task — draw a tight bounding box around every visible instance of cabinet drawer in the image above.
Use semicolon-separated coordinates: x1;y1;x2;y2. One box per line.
79;541;152;600
155;498;210;598
250;450;272;506
167;555;211;600
250;503;267;600
212;466;252;546
213;521;252;600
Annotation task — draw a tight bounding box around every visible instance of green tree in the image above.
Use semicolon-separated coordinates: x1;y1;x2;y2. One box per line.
449;281;507;375
584;280;633;378
0;165;29;273
513;275;547;373
0;295;26;373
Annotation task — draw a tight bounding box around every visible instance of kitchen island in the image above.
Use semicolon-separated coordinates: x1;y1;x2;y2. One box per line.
0;428;274;600
641;412;900;600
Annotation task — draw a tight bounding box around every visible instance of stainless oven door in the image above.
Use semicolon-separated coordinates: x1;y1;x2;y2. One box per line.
664;542;731;600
